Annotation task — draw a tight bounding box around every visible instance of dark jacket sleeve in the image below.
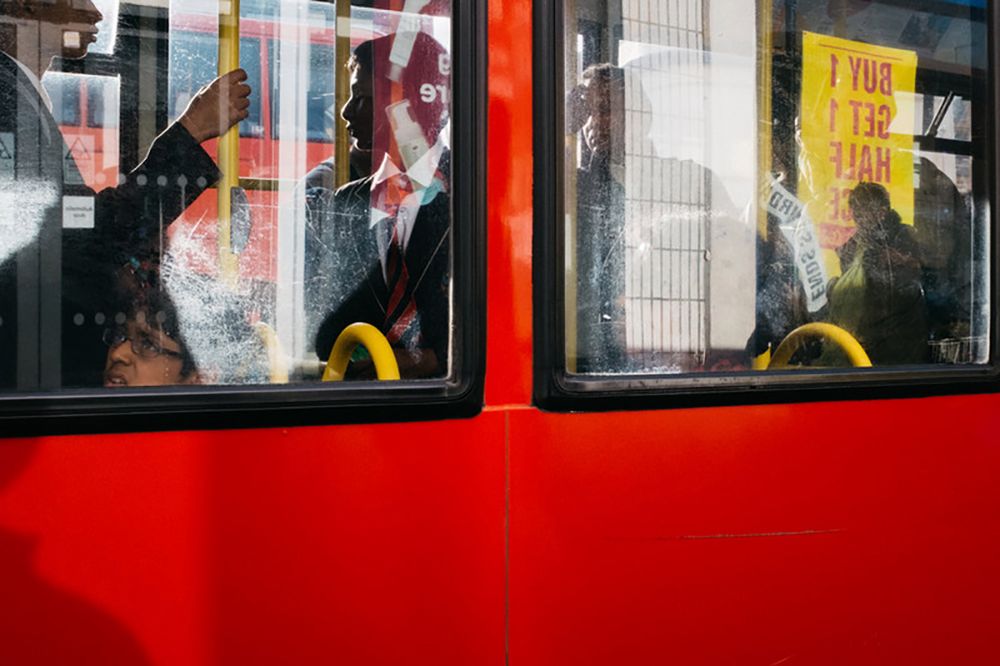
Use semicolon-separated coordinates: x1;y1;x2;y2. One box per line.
412;206;451;372
307;178;379;358
314;268;381;363
92;121;220;243
66;121;220;286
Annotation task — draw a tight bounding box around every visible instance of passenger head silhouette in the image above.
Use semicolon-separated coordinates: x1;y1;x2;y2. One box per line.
0;0;103;64
341;32;450;177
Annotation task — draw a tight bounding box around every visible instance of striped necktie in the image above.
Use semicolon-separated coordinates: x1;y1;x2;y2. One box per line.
383;219;420;346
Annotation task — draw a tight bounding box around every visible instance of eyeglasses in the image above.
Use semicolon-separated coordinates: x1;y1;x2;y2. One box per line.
102;325;184;361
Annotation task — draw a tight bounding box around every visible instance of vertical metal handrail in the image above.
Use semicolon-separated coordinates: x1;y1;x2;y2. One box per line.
218;0;241;285
752;0;775;371
335;0;352;188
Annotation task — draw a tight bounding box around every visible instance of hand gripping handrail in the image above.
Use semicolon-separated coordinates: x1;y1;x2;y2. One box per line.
769;322;872;369
322;323;401;381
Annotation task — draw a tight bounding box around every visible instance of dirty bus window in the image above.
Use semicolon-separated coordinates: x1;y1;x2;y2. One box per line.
0;0;454;392
563;0;989;376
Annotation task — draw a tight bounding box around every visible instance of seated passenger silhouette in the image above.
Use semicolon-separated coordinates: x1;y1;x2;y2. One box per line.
913;157;974;348
0;0;251;389
309;33;451;379
825;182;928;365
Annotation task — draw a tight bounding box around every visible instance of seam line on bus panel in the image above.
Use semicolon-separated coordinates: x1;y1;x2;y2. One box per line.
610;529;846;542
504;409;511;666
484;404;534;413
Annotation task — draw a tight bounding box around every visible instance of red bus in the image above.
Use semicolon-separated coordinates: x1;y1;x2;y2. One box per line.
2;0;998;664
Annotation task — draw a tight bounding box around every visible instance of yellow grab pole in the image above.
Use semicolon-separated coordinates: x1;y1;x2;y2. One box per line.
323;323;401;381
752;0;775;371
756;0;773;241
563;0;578;373
218;0;241;286
334;0;352;187
769;322;872;369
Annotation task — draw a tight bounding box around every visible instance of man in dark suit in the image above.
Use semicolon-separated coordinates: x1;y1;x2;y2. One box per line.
0;0;251;388
308;33;451;379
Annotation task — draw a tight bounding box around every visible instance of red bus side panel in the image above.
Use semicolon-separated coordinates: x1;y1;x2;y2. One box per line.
0;416;506;664
509;396;1000;664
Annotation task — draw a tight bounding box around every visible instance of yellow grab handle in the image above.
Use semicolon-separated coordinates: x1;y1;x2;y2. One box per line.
769;322;872;369
752;346;772;371
322;323;401;381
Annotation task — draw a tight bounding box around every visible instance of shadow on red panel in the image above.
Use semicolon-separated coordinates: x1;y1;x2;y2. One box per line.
0;440;149;665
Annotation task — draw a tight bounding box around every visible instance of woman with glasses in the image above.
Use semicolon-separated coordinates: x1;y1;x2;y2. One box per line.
101;272;200;388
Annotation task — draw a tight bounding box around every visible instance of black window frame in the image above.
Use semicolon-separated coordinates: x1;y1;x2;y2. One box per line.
0;0;486;437
533;0;1000;412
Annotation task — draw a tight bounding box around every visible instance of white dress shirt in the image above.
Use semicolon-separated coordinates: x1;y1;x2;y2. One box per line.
368;135;447;283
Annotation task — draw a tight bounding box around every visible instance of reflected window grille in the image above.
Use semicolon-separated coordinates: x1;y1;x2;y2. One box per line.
622;0;709;370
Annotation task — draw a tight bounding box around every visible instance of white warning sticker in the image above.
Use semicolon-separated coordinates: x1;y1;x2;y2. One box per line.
62;195;95;229
64;134;94;186
0;132;14;179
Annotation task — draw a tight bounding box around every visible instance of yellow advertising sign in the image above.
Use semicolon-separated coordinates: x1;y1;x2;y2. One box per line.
798;32;917;271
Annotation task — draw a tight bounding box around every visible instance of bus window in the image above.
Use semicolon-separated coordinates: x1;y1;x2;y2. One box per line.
41;72;120;191
917;93;972;143
42;74;82;127
270;40;337;143
0;0;466;404
306;44;336;142
165;1;456;385
555;0;990;383
86;76;120;130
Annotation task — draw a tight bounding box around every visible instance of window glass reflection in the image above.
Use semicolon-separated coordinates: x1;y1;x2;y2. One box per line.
0;0;455;391
564;0;989;375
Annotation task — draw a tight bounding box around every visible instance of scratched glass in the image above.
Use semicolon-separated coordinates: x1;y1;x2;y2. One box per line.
0;0;454;391
563;0;989;375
